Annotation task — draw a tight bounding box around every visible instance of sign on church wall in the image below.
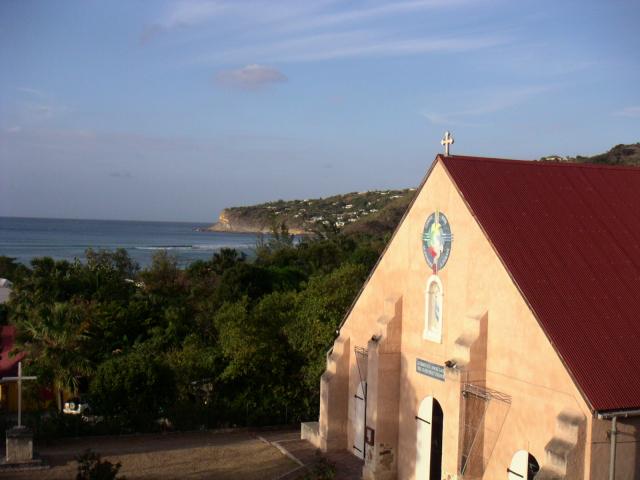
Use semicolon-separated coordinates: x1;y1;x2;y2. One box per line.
416;358;445;381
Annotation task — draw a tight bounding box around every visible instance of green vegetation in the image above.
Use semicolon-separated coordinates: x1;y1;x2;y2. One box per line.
1;229;387;434
212;188;416;234
303;455;336;480
540;143;640;166
76;449;125;480
4;142;636;436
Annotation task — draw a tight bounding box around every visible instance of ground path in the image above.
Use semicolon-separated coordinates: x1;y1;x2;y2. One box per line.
0;428;363;480
258;430;363;480
1;430;296;480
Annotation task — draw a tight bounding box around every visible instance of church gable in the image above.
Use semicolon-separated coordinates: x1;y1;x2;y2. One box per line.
307;153;640;479
336;157;589;391
320;156;594;479
341;154;640;413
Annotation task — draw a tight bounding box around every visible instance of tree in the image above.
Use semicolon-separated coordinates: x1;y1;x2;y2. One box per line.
90;348;176;428
287;263;369;395
210;248;246;275
211;263;275;308
84;249;139;303
139;251;186;298
85;248;139;279
167;334;220;403
17;301;94;411
1;226;383;431
0;256;29;283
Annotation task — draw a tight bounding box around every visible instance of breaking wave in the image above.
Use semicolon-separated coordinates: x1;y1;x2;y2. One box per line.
135;244;253;252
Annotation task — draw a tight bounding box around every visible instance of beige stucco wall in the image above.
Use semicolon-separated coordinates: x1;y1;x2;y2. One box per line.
589;417;640;480
338;158;595;479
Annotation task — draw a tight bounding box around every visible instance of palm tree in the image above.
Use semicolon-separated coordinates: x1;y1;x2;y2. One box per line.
17;302;94;411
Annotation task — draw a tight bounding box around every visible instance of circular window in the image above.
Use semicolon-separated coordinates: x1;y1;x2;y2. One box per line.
422;211;453;272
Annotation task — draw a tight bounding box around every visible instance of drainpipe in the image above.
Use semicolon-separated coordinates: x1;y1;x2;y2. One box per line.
596;408;640;480
609;416;617;480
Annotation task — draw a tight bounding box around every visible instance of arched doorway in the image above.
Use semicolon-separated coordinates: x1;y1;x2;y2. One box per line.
508;450;540;479
353;381;366;459
415;396;444;479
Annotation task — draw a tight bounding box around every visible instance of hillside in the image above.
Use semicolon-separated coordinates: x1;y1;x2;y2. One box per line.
211;143;639;236
540;143;640;166
208;188;416;235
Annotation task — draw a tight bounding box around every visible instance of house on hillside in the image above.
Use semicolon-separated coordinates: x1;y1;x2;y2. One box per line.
302;154;640;479
0;278;11;304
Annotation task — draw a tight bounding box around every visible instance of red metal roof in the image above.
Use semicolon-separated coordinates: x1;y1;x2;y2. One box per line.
0;325;23;378
440;155;640;412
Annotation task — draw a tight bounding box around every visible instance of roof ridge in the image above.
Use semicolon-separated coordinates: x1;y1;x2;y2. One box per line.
440;154;640;172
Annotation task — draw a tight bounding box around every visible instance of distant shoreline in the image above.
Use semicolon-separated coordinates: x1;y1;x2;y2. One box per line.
0;215;214;225
0;217;259;268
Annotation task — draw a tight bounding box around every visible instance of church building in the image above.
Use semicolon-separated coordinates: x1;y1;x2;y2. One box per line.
302;147;640;480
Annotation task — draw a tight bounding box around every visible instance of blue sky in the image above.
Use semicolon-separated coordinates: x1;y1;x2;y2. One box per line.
1;0;639;222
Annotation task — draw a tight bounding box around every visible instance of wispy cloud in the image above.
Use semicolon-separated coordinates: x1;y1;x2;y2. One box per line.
273;35;504;62
145;0;504;63
141;1;229;43
162;0;226;27
17;87;47;98
10;87;67;124
150;0;335;31
27;104;54;118
422;85;556;126
613;106;640;118
109;171;134;179
281;0;477;33
151;0;478;34
195;29;504;64
214;64;287;90
141;1;334;44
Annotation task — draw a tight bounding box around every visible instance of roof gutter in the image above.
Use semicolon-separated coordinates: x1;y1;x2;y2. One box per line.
596;409;640;419
595;409;640;480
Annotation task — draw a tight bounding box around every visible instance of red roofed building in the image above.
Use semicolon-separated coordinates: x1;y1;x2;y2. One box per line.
0;325;25;412
303;154;640;480
0;325;22;378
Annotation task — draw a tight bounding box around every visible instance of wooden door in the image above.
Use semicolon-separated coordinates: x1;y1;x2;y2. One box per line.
415;396;444;479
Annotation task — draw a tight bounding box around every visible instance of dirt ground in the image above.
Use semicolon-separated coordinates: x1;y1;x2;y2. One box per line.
1;430;298;480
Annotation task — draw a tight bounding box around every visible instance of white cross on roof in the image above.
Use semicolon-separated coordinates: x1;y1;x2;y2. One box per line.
441;131;454;156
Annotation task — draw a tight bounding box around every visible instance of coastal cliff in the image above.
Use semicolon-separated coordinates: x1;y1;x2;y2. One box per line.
210;208;308;234
207;189;416;235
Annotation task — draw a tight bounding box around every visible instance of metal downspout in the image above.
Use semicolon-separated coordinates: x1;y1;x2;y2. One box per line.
609;416;617;480
596;409;640;480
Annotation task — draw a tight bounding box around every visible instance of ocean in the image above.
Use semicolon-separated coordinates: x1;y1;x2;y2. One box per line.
0;217;261;268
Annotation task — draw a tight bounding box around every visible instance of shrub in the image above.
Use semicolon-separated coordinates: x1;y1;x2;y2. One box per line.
303;455;335;480
76;449;124;480
89;350;176;429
